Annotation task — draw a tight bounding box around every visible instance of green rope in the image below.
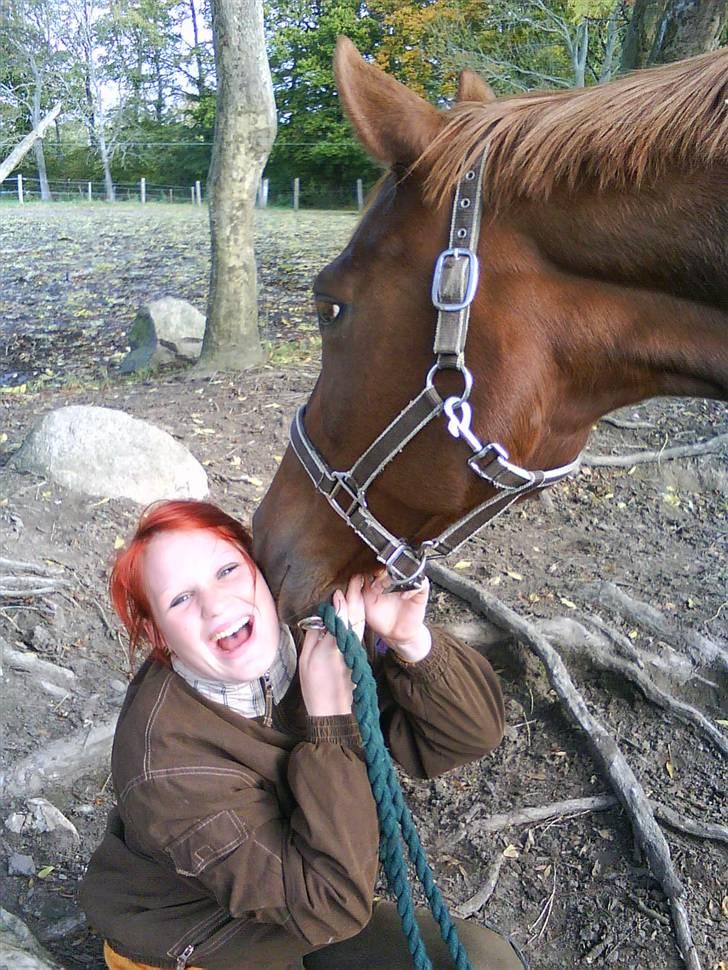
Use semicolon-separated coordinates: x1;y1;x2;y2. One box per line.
317;602;473;970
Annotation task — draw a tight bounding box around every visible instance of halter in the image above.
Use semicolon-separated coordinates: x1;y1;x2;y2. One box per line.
290;148;581;589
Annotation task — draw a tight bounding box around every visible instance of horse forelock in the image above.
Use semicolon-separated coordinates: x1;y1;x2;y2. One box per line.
421;49;728;210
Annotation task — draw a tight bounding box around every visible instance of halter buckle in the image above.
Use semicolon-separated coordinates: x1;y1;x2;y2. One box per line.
431;248;480;312
384;543;428;591
328;472;364;517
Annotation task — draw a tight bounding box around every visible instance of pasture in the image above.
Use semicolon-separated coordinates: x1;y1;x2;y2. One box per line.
0;204;726;969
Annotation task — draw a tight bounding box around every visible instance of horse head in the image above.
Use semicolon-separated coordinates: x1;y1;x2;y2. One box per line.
254;38;728;619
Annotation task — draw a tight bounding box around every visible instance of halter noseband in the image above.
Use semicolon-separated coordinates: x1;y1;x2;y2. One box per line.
289;148;581;589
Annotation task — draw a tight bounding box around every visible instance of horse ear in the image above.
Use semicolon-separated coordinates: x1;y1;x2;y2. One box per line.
456;70;496;104
334;36;444;167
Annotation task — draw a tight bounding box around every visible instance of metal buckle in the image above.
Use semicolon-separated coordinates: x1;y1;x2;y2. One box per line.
431;248;480;312
383;543;428;590
426;364;473;404
467;442;510;481
328;472;364;517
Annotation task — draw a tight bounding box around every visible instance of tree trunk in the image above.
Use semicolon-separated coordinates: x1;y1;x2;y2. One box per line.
0;103;61;186
200;0;276;370
650;0;728;64
620;0;664;70
621;0;727;71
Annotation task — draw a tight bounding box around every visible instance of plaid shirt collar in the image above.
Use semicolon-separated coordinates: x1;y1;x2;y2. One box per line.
171;624;297;719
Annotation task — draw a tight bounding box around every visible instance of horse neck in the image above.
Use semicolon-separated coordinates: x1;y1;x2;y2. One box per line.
509;170;728;405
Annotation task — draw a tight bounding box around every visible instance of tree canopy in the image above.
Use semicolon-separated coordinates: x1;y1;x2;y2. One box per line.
1;0;724;205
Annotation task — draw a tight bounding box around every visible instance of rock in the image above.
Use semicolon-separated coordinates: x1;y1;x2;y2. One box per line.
0;638;75;689
4;813;27;834
0;715;118;798
8;854;35;877
11;406;208;504
120;296;205;373
26;798;80;845
0;907;62;969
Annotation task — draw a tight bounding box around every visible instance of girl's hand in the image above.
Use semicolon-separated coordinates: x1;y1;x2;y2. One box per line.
360;571;432;663
299;583;359;717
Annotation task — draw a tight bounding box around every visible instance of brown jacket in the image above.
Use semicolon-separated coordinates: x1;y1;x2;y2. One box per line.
80;629;505;969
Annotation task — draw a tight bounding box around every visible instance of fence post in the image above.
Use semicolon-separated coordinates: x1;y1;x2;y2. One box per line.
87;181;92;201
293;177;300;212
169;188;173;203
356;178;364;211
140;177;146;204
17;173;24;204
195;180;202;205
257;177;269;208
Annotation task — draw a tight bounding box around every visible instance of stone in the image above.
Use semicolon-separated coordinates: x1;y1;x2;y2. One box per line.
120;296;205;373
7;854;35;877
4;813;27;834
11;406;208;504
0;907;62;969
26;798;80;844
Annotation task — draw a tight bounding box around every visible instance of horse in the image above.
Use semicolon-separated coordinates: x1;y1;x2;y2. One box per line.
253;37;728;619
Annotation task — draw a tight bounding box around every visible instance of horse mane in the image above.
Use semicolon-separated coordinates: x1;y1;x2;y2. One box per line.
422;49;728;209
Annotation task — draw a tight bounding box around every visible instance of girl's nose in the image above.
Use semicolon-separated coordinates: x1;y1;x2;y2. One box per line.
199;589;224;618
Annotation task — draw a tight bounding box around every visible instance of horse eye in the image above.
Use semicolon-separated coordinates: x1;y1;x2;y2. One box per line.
316;300;344;328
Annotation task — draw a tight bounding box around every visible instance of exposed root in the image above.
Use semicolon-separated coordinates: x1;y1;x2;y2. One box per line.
588;581;728;673
582;432;728;467
428;561;703;970
537;616;727;758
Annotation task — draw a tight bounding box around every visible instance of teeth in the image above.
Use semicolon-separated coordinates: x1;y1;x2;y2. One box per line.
214;618;251;641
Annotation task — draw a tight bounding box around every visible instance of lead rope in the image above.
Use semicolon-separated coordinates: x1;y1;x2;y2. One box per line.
316;601;473;970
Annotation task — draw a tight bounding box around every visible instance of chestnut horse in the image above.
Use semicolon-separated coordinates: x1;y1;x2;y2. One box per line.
254;38;728;619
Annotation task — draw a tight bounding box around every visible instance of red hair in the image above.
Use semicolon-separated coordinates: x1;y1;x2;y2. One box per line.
110;500;255;667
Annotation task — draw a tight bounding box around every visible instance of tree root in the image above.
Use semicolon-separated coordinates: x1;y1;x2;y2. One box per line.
428;561;703;970
538;617;727;758
442;794;728;848
582;432;728;467
588;581;728;673
455;854;506;918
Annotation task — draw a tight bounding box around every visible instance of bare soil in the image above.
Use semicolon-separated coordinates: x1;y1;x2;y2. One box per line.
0;204;726;970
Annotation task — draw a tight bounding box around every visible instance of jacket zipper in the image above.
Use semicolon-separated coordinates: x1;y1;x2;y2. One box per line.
261;671;273;727
176;944;195;969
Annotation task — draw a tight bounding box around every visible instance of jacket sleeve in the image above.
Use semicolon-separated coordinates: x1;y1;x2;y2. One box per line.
122;721;379;949
378;626;505;779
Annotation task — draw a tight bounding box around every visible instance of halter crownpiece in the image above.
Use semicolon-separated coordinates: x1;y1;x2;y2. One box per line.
290;147;581;589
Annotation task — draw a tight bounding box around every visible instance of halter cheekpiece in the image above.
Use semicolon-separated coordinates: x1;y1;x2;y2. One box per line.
290;148;581;589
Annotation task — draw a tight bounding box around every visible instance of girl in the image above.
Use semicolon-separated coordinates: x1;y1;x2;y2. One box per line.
81;499;525;970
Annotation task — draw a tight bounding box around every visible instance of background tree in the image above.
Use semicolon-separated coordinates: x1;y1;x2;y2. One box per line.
620;0;727;70
200;0;276;369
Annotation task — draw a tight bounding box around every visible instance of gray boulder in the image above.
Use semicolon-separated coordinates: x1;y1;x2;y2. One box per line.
0;907;62;970
120;296;205;373
11;406;208;504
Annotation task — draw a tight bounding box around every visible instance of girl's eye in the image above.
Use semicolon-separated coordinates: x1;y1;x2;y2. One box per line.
219;563;238;579
315;299;344;328
170;593;190;609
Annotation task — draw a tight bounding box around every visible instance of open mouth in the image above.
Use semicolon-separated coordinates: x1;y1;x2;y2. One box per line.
214;617;253;652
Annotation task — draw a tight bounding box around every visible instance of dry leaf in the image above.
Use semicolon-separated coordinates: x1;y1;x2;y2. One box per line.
559;597;577;609
502;844;519;859
665;760;675;780
114;536;125;550
506;570;523;581
454;561;471;570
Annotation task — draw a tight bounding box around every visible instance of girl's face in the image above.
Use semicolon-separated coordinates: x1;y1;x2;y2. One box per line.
143;529;281;683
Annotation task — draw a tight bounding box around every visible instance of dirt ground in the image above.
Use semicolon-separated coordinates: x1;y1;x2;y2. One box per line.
0;204;726;970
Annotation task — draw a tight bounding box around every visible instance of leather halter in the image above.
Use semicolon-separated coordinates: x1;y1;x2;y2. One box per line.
289;149;581;589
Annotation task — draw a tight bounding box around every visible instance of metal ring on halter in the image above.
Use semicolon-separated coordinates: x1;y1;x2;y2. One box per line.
297;616;327;633
425;363;473;405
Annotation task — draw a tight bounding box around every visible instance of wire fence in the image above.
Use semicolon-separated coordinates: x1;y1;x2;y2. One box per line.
1;174;374;210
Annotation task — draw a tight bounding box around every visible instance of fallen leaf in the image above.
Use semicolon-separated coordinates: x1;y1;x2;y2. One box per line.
502;844;519;859
454;561;471;570
37;866;54;879
665;760;675;780
559;597;577;609
114;536;125;550
506;570;523;581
